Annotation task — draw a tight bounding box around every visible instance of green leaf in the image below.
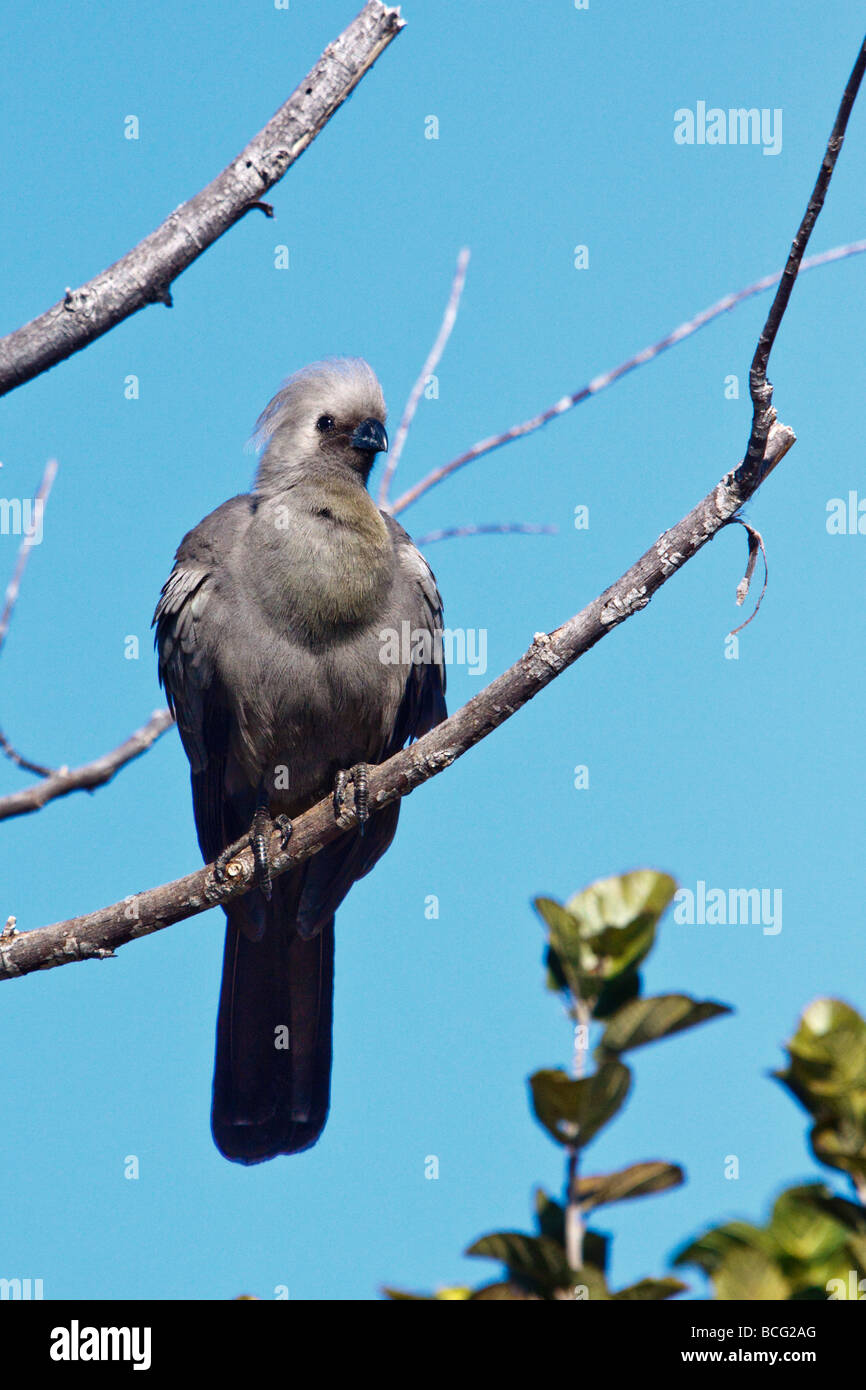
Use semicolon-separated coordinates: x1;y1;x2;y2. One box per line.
535;871;677;1001
795;1190;866;1235
673;1220;778;1274
583;914;658;979
768;1185;850;1264
466;1232;577;1294
534;897;587;1000
564;870;679;933
598;994;731;1055
534;897;580;938
776;998;866;1123
576;1160;684;1211
529;1061;631;1148
844;1234;866;1274
810;1116;866;1183
674;1183;866;1301
800;1246;866;1297
612;1277;688;1300
674;1185;865;1300
712;1247;791;1301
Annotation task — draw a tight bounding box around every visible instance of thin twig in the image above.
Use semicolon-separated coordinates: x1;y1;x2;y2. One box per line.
0;731;54;779
738;37;866;489
0;458;57;655
416;522;556;545
0;709;174;823
378;248;470;507
1;461;57;779
0;2;405;398
389;240;866;518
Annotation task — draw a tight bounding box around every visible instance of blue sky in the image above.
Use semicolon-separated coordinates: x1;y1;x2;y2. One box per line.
0;0;864;1300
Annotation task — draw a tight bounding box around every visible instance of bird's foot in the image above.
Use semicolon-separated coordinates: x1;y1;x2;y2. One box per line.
214;812;292;899
332;763;370;835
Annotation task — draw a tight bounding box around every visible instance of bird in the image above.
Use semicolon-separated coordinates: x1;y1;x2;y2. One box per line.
153;358;446;1163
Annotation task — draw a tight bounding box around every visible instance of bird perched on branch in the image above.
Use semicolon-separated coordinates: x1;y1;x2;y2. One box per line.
154;359;446;1163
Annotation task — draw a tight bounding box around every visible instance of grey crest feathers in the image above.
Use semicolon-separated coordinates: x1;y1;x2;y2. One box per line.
253;357;387;493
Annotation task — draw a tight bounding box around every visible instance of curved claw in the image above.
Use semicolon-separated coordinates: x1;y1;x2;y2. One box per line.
251;806;272;899
332;764;370;834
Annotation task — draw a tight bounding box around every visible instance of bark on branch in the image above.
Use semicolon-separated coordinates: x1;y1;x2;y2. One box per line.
0;710;174;823
0;1;404;398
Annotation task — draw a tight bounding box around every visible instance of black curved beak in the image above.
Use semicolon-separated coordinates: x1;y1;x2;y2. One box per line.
351;417;389;455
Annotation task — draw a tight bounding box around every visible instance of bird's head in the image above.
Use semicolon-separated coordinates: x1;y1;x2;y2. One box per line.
252;358;388;495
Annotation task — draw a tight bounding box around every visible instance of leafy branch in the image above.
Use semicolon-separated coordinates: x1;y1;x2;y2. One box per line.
385;869;730;1300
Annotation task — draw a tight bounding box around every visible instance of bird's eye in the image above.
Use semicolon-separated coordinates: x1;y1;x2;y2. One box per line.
316;414;335;433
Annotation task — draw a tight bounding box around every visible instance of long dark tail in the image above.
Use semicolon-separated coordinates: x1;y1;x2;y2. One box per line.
211;873;334;1164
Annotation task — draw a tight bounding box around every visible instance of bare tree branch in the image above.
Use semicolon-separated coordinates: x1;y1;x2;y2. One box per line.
0;457;61;779
377;247;470;507
0;459;57;653
739;37;866;488
0;456;175;805
389;239;866;518
0;419;795;979
0;1;405;398
0;709;174;824
0;731;54;779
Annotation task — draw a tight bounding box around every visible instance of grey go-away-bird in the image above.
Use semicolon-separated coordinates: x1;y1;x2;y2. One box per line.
154;359;446;1163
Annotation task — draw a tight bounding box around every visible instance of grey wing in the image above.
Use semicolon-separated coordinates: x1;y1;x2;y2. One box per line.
383;514;447;755
153;498;253;864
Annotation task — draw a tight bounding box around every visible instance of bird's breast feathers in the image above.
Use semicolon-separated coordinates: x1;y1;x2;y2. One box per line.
249;483;393;635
